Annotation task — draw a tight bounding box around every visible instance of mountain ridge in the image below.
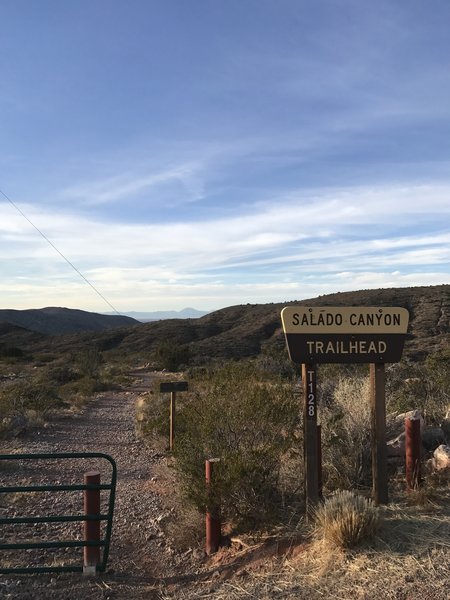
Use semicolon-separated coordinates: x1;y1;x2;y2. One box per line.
1;285;449;362
0;307;138;336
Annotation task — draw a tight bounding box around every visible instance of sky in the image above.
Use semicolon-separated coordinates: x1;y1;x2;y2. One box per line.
1;0;450;314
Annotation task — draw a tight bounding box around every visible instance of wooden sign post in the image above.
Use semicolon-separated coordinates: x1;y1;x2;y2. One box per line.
282;306;409;510
370;363;388;505
302;364;319;511
159;381;188;451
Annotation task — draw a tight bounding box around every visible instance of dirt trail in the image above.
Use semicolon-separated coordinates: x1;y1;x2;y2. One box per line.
0;370;183;600
2;371;450;600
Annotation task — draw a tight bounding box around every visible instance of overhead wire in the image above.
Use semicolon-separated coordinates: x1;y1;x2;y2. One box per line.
0;187;122;316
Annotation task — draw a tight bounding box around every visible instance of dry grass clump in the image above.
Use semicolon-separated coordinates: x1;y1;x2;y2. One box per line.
313;490;380;548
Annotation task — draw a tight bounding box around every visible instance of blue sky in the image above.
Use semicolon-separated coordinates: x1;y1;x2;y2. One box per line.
1;0;450;313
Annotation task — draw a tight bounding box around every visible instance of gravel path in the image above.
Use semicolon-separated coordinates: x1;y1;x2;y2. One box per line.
0;371;188;600
2;370;449;600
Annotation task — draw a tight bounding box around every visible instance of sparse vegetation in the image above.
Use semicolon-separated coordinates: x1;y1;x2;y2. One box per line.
0;380;62;436
0;346;125;437
320;374;372;489
386;355;450;425
154;340;191;371
1;288;450;597
144;362;301;530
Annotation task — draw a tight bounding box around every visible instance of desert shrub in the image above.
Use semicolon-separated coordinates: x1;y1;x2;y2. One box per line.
321;375;371;489
63;347;120;395
0;380;62;436
45;364;80;385
423;349;450;423
386;354;450;425
426;349;450;394
136;388;169;440
256;343;299;379
58;375;102;401
313;490;380;548
386;361;426;415
76;347;103;379
172;362;300;529
0;381;60;417
35;353;58;364
0;345;24;359
154;341;191;372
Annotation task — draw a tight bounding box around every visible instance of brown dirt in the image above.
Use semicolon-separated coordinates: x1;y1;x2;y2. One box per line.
1;369;450;599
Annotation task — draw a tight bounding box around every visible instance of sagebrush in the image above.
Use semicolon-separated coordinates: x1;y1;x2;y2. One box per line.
170;362;300;529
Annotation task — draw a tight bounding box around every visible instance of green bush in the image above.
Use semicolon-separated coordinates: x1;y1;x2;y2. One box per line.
45;364;80;385
58;375;102;400
0;345;24;359
154;341;191;372
172;363;300;529
256;343;299;379
76;347;104;379
386;354;450;425
0;380;62;436
0;381;60;417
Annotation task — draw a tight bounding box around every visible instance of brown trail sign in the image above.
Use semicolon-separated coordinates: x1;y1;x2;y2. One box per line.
281;306;409;363
281;306;409;509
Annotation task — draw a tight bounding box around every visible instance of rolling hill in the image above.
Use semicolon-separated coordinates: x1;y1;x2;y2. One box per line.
1;285;449;363
111;284;449;362
0;307;138;336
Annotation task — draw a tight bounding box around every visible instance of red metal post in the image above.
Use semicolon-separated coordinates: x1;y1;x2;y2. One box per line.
205;458;221;555
84;471;101;573
405;416;421;490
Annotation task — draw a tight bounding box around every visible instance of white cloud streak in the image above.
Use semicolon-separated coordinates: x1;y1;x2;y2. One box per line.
62;161;205;206
1;181;450;310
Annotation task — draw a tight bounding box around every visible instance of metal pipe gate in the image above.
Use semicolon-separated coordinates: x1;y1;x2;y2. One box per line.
0;452;116;574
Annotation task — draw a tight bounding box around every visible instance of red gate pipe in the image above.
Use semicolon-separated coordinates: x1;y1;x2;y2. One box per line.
84;471;101;572
405;417;421;490
205;459;221;555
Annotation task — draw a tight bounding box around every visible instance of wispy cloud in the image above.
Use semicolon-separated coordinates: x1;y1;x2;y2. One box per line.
62;161;205;206
2;180;450;310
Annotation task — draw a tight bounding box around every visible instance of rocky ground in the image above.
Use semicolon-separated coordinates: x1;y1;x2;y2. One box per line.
1;370;450;600
0;370;208;599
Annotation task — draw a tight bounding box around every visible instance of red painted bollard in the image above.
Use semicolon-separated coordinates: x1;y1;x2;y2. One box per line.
84;471;101;575
205;459;221;555
405;417;421;490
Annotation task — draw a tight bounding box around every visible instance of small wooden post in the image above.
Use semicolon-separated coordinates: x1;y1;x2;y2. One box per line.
370;363;388;505
83;471;101;575
205;458;221;555
302;364;319;513
405;416;422;490
160;382;188;451
170;391;176;451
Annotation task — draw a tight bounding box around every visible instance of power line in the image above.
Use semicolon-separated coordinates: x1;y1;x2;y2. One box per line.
0;187;122;316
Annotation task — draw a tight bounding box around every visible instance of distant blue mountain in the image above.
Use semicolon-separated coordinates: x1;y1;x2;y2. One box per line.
118;308;209;322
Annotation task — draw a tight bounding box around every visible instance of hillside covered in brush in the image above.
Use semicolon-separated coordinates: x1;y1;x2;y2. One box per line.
0;307;138;336
9;284;448;364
